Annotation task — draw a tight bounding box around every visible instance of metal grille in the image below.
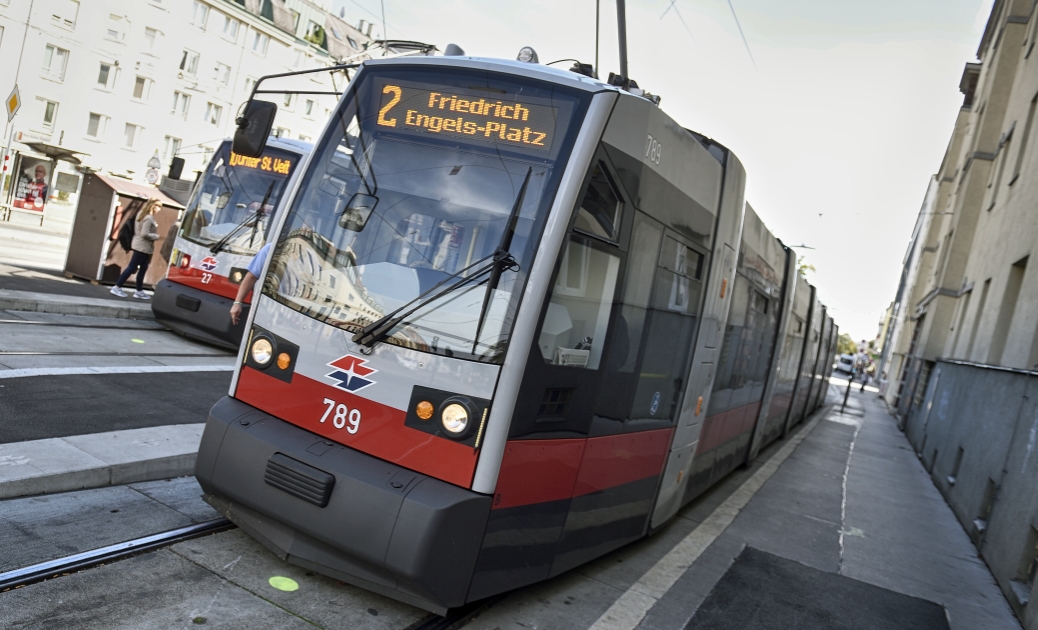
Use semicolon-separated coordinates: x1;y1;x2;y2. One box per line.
175;294;201;312
264;453;335;507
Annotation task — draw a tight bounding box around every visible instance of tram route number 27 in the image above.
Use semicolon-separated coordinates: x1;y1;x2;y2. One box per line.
645;134;662;165
201;273;212;284
320;398;361;434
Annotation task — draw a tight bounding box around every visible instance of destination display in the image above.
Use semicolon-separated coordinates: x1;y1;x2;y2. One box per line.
229;151;294;176
374;81;557;152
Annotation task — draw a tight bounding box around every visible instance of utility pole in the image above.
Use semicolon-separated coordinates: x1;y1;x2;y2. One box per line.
616;0;628;79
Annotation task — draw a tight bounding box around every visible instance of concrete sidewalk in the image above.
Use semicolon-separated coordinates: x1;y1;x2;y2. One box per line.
623;384;1021;630
0;262;154;319
0;424;204;500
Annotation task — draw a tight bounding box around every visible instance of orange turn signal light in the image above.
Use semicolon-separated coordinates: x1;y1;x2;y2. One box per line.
416;401;434;420
277;353;291;370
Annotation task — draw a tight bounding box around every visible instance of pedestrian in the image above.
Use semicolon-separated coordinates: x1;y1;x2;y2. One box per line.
230;242;272;325
860;360;876;391
110;198;161;299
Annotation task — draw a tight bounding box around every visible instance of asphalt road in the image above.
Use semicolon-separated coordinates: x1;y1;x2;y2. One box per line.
0;371;230;443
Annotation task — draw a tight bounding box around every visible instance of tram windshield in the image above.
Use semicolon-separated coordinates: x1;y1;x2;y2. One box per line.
265;65;589;363
180;142;301;256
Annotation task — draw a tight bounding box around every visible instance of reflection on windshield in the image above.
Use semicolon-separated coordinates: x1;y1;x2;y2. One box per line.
180;143;300;256
266;67;587;363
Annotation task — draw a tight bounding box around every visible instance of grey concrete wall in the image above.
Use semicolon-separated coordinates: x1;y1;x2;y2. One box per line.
903;359;1038;625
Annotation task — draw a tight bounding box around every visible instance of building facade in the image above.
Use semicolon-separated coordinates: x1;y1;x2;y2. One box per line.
886;0;1038;410
0;0;417;221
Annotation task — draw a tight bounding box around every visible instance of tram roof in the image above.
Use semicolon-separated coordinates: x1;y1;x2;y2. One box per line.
265;136;315;155
362;55;615;95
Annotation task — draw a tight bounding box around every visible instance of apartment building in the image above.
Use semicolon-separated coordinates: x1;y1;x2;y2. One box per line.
885;0;1038;409
0;0;408;219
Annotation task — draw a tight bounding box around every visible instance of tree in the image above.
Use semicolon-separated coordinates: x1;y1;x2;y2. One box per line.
836;333;856;355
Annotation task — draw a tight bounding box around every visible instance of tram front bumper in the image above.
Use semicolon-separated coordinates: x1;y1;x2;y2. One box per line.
151;280;245;350
195;396;492;614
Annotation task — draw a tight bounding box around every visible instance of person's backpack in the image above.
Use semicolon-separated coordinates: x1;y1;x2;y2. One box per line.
117;219;135;252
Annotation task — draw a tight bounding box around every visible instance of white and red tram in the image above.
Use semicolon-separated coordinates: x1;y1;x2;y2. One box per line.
151;138;311;348
195;54;837;614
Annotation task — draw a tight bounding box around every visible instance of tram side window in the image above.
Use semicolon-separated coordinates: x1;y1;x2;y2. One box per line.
537;234;620;369
572;161;622;241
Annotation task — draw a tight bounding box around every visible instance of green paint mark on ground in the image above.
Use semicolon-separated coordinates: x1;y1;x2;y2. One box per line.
269;576;299;592
131;339;145;344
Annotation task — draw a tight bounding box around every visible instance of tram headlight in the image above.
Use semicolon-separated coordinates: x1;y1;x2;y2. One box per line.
250;336;275;367
440;398;472;437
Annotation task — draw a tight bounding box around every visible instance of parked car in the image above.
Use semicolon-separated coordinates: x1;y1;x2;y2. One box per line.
836;354;855;374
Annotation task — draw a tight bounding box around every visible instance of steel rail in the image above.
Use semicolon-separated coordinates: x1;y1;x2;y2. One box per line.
0;518;235;592
405;595;505;630
0;351;232;357
0;319;163;330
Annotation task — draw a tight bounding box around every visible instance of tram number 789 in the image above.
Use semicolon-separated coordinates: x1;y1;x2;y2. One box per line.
645;134;662;165
320;398;361;434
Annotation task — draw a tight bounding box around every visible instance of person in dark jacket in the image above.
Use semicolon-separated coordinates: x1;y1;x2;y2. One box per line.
111;198;161;299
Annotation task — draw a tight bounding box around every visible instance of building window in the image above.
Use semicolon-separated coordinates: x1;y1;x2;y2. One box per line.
133;76;151;100
171;91;190;119
298;134;311;142
201;146;214;165
204;102;222;126
39;98;58;128
304;99;315;117
42;44;69;80
86;113;108;138
244;76;257;95
124;123;141;148
144;27;161;53
251;31;269;56
347;36;358;50
221;14;239;40
289;10;300;31
273;127;289;138
51;0;79;29
179;49;199;76
190;1;209;29
213;62;231;86
163;135;181;160
282;93;293;109
106;14;126;42
96;62;117;89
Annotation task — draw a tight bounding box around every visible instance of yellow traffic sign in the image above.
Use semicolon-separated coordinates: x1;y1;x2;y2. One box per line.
6;85;21;123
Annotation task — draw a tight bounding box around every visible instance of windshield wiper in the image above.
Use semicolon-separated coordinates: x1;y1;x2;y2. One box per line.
351;251;504;348
209;182;275;254
470;167;532;355
352;167;531;353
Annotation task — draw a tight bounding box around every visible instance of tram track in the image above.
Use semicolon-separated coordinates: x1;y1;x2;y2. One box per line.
0;518;235;593
1;514;503;629
0;319;163;331
0;351;233;357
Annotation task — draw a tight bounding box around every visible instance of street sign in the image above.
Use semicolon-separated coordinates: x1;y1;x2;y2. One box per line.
145;168;160;184
147;156;162;169
6;85;20;123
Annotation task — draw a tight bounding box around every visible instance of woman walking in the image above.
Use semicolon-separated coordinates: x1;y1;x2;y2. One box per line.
111;198;161;299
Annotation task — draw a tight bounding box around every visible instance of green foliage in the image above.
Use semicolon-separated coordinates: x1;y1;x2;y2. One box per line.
836;333;856;355
797;255;815;276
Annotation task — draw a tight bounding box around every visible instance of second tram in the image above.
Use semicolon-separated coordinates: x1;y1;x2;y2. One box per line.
195;54;838;614
151;137;312;348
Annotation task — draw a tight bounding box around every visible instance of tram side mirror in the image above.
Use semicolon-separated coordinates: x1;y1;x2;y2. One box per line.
233;100;278;158
339;193;378;232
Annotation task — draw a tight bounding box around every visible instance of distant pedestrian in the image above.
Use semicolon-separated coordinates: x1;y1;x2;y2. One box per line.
110;199;162;299
230;242;272;326
860;361;875;391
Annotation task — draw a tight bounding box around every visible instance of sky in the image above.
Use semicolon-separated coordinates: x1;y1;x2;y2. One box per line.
332;0;994;342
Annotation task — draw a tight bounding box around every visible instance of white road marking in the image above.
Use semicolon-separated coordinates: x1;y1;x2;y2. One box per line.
0;365;234;380
589;412;825;630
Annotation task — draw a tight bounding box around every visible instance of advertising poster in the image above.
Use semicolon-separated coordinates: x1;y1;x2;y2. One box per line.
12;156;54;211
